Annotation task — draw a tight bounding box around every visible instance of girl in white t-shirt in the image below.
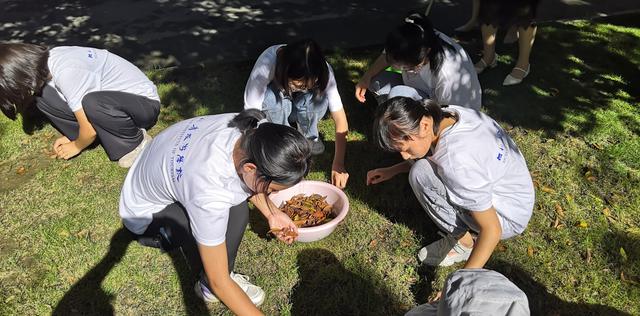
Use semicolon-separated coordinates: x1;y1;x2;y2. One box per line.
0;43;160;167
119;109;312;314
366;97;534;268
355;13;481;110
244;39;349;189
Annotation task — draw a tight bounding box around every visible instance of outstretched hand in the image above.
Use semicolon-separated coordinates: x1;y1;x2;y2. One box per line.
53;136;82;160
355;76;371;103
366;167;396;185
267;210;298;244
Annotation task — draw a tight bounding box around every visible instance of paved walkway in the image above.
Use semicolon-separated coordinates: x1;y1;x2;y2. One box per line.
1;0;638;68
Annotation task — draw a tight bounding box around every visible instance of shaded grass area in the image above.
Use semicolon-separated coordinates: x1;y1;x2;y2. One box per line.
1;14;639;315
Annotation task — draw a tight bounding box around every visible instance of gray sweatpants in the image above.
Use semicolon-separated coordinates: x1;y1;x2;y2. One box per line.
36;85;161;161
369;71;429;104
408;159;519;239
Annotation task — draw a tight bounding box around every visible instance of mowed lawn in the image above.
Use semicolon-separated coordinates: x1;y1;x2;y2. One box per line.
1;14;639;316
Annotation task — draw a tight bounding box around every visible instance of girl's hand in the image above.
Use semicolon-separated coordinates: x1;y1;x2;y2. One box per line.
355;76;371;103
53;136;71;152
268;211;298;245
366;167;396;185
54;136;83;160
429;291;442;303
331;163;349;189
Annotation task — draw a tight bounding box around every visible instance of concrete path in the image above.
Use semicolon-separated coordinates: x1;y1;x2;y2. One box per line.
1;0;638;68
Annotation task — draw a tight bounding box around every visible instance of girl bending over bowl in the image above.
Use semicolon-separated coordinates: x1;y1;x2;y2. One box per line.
119;109;312;315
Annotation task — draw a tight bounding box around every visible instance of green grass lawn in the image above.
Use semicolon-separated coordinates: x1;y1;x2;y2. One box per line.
1;14;639;316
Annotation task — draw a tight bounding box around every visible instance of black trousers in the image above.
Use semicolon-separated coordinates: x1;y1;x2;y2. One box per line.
133;201;250;287
35;85;160;160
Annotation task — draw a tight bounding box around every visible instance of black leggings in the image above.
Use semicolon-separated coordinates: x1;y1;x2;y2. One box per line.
35;85;160;161
131;201;250;287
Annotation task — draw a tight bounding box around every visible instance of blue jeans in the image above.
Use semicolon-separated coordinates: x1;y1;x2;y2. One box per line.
262;83;328;140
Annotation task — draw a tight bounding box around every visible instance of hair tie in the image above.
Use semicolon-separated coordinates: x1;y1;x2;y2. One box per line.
256;118;268;127
404;16;425;34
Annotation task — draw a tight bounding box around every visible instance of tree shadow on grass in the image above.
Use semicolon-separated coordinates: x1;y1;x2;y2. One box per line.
462;15;640;139
291;248;407;316
52;227;209;316
488;260;632;315
602;229;640;289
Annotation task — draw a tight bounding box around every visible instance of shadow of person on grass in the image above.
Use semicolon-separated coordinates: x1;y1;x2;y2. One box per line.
52;228;133;316
52;227;209;316
291;248;407;316
488;260;631;316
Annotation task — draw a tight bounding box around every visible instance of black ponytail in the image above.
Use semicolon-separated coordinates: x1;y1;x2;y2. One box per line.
230;109;312;192
384;12;454;74
373;96;455;152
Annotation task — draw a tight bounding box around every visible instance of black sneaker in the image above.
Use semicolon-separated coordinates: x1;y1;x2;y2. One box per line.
309;138;325;155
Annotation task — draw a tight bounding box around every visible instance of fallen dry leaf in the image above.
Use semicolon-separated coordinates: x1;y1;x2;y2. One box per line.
554;203;565;217
541;186;556;194
369;239;378;248
577;221;589;228
527;245;535;257
585;248;592;263
16;166;26;175
552;217;560;228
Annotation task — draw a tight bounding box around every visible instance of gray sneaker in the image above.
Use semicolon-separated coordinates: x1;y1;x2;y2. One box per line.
418;235;473;267
118;129;152;168
194;272;265;306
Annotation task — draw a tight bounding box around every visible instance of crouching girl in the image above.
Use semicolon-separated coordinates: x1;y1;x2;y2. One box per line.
366;97;534;268
0;43;160;167
119;109;312;315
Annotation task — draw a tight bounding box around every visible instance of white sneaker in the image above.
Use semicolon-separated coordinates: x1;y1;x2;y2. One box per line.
194;272;265;306
118;129;152;168
418;235;473;267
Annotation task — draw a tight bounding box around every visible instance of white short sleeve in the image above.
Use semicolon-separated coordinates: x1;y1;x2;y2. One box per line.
244;46;279;110
441;165;493;212
183;197;231;246
325;64;343;112
53;68;99;112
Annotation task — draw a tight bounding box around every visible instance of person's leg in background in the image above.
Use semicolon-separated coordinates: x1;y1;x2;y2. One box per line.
261;82;293;127
291;91;329;155
81;91;160;164
455;0;480;33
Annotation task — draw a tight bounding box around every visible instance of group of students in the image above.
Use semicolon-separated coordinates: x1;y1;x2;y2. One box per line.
0;10;535;316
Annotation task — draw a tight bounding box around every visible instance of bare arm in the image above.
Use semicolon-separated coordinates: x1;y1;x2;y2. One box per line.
54;109;97;159
199;242;263;315
463;206;502;269
330;108;349;189
366;160;413;185
249;193;298;244
355;53;390;103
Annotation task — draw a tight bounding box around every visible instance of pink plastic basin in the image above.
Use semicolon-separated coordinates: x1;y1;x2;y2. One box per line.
269;180;349;242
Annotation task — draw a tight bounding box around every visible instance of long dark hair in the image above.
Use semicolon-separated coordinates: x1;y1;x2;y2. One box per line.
373;96;455;152
274;38;329;98
0;42;50;120
384;12;454;74
229;109;312;192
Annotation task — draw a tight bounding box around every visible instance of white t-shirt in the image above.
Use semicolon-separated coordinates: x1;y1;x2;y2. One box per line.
119;114;252;246
243;44;344;112
429;106;534;233
47;46;160;112
402;32;482;110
